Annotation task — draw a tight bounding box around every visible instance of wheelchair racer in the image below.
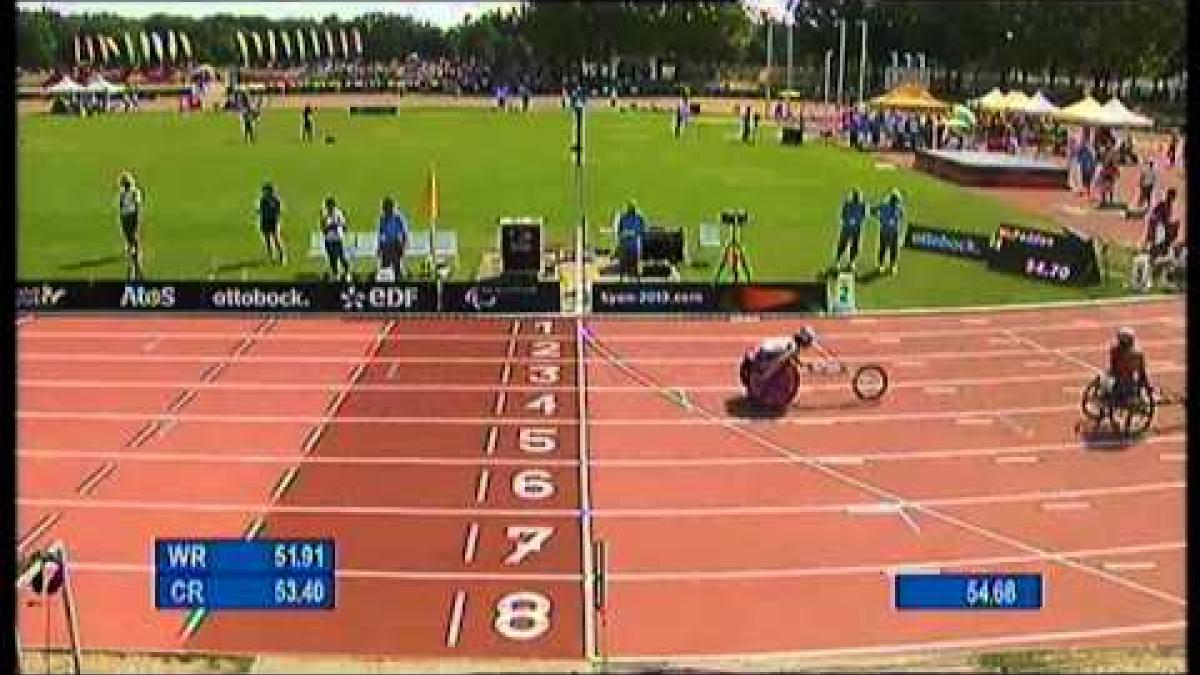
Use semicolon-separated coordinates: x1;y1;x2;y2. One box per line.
743;326;829;384
1107;327;1151;407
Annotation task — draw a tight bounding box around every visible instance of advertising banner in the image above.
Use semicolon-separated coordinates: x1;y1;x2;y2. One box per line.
904;222;992;260
441;281;562;313
591;282;827;314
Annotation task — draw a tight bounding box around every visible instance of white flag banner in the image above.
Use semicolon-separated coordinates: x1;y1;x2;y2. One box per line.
151;32;165;63
179;33;192;61
167;29;178;62
251;31;264;61
140;31;152;63
235;30;249;66
352;27;363;56
107;36;121;60
85;34;95;62
281;30;292;60
73;35;82;64
97;34;110;62
295;28;307;61
339;28;349;59
124;32;137;64
310;27;322;58
324;28;335;60
267;29;277;62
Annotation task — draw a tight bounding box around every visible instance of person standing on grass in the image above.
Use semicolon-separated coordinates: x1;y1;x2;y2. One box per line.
256;183;286;265
833;189;867;272
241;103;257;144
116;172;145;280
376;197;408;275
319;196;351;281
301;104;315;143
873;190;905;276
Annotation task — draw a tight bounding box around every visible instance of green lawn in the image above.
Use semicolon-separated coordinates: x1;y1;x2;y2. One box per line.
18;106;1131;309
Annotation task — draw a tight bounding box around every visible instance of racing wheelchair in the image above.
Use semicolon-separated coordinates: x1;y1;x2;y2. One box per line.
1080;374;1156;436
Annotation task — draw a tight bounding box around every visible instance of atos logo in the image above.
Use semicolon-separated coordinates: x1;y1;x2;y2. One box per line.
464;286;499;311
120;285;176;309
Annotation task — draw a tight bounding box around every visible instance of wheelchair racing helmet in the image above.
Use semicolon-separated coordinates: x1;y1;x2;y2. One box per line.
1116;326;1135;348
794;326;817;349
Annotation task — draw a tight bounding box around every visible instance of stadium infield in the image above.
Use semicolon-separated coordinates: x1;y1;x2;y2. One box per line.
18;103;1140;309
15;295;1185;668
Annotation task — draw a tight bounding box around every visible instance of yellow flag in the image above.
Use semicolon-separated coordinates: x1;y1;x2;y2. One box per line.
425;165;439;224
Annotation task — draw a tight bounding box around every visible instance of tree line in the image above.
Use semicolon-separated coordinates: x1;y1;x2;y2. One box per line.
17;0;1185;100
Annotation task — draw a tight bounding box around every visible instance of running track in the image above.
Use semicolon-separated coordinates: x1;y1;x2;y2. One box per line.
15;298;1186;664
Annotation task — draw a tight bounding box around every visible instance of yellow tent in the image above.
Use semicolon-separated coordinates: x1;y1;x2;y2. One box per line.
1055;96;1109;125
974;87;1007;110
867;83;951;112
999;90;1032;112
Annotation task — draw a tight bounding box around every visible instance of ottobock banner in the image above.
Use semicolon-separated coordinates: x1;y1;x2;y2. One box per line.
16;281;438;313
904;222;992;260
440;280;561;313
591;282;827;314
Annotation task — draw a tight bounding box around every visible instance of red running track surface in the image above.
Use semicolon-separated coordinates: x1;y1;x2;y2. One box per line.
14;299;1186;665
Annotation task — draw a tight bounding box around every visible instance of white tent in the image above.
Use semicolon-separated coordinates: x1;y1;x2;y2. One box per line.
1020;91;1061;116
1055;95;1109;125
46;76;84;94
973;87;1006;110
1100;97;1153;128
86;75;126;94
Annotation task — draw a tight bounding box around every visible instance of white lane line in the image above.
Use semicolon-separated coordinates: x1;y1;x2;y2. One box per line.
492;390;507;416
870;337;902;344
445;590;467;648
462;523;480;564
27;364;1185;393
483;426;499;456
19;433;1185;468
955;417;994;426
1102;561;1157;572
922;386;957;395
474;469;491;504
995;455;1040;465
894;360;926;367
1006;329;1103;375
38;541;1186;582
17;512;62;553
500;362;513;386
140;337;161;353
24;482;1179;517
1041;501;1091;511
960;318;990;325
385;360;400;379
17;311;1178;343
845;503;902;515
15;402;1091;425
996;414;1034;438
16;337;1183;365
1024;360;1055;368
75;461;117;496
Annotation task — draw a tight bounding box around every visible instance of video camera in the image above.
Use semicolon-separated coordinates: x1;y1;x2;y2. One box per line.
720;209;748;227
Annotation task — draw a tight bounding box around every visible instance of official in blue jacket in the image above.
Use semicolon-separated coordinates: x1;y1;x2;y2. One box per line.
874;189;905;275
377;197;409;274
834;189;867;271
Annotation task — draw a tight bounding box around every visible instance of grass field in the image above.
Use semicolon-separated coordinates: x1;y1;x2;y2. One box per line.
18;105;1133;309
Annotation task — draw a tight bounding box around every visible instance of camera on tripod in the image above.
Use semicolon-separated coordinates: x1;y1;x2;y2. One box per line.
720;208;748;227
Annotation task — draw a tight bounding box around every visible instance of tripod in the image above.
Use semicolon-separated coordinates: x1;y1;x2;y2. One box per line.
714;222;751;283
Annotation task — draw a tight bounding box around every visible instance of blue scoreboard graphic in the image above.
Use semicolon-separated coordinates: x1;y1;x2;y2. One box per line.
895;573;1043;610
155;539;335;610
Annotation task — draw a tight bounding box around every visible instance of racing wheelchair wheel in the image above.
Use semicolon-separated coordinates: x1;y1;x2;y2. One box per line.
1115;384;1156;436
852;365;888;401
1081;375;1109;421
740;356;800;410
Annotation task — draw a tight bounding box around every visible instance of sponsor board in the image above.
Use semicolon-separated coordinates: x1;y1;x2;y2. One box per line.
592;282;827;314
989;223;1101;286
904;223;991;260
14;281;437;312
440;281;561;313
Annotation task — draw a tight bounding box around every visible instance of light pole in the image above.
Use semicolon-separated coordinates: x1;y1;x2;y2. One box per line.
836;18;846;105
857;19;868;104
765;11;774;110
786;14;794;93
824;49;833;103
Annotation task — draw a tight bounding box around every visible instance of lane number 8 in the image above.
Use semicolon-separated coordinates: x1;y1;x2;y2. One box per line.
494;591;551;641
